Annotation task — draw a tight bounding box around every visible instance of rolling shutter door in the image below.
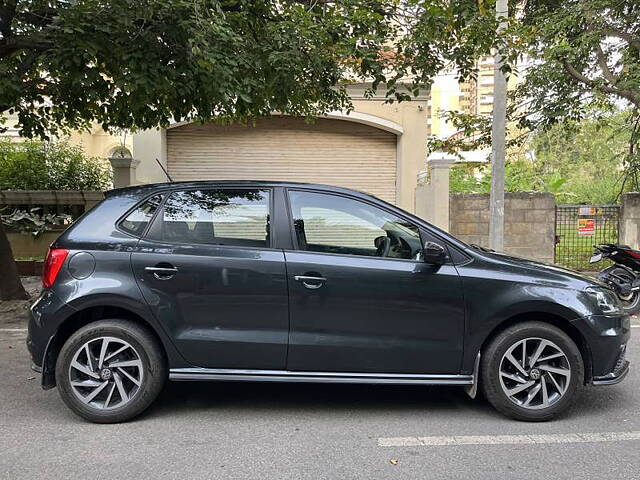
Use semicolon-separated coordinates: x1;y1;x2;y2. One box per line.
166;117;397;203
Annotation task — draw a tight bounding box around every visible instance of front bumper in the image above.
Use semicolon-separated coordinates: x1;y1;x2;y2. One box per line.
592;341;630;385
571;313;631;385
593;360;630;385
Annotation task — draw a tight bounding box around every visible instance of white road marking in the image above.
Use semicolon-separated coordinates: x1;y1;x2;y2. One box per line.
0;328;27;332
378;431;640;447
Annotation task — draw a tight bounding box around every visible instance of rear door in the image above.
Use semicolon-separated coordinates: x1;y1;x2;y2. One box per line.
130;187;289;369
284;189;465;374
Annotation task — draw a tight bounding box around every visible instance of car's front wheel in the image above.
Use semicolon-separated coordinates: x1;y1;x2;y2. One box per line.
481;321;584;421
55;319;166;423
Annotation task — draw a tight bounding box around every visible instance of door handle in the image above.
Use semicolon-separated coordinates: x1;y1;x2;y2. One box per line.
145;265;178;280
294;275;326;289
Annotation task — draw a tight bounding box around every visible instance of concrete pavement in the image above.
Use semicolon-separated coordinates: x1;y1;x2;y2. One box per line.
1;323;639;479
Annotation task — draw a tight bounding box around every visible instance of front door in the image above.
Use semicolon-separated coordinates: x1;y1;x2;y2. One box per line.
285;190;465;374
131;187;289;369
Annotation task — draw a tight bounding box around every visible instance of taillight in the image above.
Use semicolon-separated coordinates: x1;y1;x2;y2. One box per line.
42;248;69;289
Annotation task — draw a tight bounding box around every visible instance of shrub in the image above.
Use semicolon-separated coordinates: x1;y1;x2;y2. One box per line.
0;140;111;191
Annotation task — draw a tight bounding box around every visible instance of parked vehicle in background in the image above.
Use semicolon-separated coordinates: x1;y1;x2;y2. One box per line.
590;243;640;314
27;181;630;423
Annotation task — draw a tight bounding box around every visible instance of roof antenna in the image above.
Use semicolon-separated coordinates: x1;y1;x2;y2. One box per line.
155;158;173;182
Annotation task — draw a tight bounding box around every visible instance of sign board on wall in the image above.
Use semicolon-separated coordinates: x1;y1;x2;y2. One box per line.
578;206;597;216
577;218;596;236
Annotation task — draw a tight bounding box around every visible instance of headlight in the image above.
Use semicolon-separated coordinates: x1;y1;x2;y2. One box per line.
584;287;623;314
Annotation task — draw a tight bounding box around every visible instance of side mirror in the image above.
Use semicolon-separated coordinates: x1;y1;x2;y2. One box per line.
422;241;447;264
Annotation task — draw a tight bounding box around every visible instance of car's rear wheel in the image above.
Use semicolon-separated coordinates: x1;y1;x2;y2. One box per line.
481;321;583;421
55;320;166;423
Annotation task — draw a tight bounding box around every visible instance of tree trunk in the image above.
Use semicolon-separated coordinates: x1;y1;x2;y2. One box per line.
0;220;29;300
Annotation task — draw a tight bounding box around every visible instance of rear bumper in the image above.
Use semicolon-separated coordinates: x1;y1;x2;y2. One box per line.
27;289;75;388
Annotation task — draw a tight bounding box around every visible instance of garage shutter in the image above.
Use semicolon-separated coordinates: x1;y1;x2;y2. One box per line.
166;117;397;204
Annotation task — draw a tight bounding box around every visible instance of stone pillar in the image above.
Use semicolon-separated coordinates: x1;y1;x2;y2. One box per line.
415;152;456;231
620;193;640;249
108;153;140;189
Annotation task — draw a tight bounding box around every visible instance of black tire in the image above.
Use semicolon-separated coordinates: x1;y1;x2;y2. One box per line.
481;321;583;422
55;319;166;423
619;291;640;315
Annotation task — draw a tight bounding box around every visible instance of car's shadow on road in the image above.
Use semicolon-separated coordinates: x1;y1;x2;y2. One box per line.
147;380;498;420
141;379;634;423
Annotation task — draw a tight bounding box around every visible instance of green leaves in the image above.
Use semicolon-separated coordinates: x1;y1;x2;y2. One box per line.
450;111;633;204
0;140;111;190
1;0;497;138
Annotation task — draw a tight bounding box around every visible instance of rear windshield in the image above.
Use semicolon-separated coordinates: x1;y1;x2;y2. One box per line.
119;195;163;236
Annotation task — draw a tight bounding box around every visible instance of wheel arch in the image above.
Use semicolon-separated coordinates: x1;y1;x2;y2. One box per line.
42;303;183;389
477;312;593;385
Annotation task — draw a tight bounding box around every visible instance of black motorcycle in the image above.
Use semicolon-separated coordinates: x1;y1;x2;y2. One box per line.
590;243;640;314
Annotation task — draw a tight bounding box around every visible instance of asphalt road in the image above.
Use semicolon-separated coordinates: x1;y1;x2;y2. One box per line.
1;322;639;480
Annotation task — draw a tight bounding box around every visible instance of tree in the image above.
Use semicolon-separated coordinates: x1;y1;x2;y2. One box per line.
0;0;496;298
511;0;640;188
449;110;632;204
0;0;497;137
430;1;639;177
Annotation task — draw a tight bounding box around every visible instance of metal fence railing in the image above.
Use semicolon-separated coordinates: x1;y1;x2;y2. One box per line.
555;205;620;271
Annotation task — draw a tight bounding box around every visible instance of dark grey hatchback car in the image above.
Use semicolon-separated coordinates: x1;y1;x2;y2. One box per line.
27;181;630;423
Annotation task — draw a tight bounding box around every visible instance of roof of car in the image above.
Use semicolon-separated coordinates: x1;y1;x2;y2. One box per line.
106;180;379;200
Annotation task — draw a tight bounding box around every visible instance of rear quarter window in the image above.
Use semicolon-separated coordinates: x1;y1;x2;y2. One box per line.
119;194;163;237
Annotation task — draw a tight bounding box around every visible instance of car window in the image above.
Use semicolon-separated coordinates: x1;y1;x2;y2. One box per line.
157;189;270;247
289;191;422;260
119;194;163;236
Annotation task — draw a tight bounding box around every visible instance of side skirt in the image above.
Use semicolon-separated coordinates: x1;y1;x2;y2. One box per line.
169;368;473;386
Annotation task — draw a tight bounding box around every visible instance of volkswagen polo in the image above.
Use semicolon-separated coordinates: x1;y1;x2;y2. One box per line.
27;181;630;423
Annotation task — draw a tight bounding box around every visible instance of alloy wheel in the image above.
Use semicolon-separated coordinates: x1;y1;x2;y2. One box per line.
498;337;571;410
68;336;144;410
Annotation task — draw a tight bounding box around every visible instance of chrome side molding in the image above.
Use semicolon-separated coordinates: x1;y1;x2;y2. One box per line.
169;368;474;386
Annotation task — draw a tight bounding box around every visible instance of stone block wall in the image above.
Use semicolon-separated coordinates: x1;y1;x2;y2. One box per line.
449;192;556;264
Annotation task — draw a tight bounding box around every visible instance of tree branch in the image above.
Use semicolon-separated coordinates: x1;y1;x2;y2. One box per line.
15;7;58;27
0;36;51;58
561;59;640;108
0;0;17;39
595;43;618;86
602;28;640;51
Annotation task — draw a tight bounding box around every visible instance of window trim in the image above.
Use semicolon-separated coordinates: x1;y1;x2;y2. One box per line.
116;192;166;239
143;186;275;249
284;188;429;264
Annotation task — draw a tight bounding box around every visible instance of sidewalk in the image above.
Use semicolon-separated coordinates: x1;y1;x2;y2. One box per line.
0;277;40;326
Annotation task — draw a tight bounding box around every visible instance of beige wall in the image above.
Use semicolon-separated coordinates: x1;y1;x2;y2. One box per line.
7;232;60;259
1;113;131;160
66;127;132;159
132;89;429;213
